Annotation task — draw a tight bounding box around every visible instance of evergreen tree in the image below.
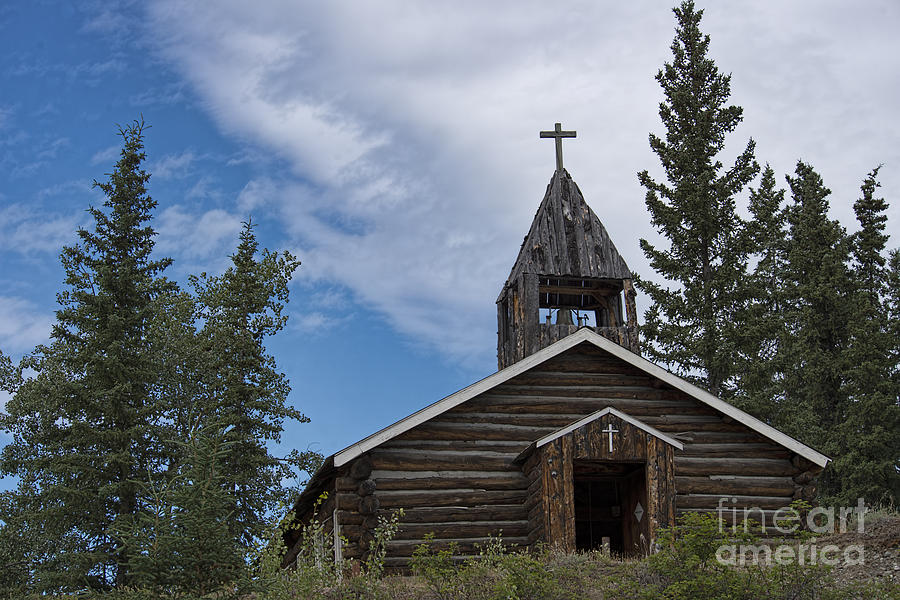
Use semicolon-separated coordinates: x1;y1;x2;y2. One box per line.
779;162;853;499
120;422;244;595
190;220;308;551
888;249;900;352
836;167;900;505
637;0;759;396
733;165;788;418
887;249;900;410
0;120;175;590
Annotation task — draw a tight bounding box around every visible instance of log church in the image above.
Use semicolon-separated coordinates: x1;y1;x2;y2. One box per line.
283;124;829;569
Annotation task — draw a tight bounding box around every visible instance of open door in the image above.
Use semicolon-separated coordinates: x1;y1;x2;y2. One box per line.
516;407;680;555
573;461;648;556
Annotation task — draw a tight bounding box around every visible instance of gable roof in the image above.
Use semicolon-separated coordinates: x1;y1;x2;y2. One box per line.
501;170;632;294
333;328;830;469
528;406;685;455
514;406;684;465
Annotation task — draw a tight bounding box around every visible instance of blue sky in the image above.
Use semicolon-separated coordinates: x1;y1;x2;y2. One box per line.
2;1;899;486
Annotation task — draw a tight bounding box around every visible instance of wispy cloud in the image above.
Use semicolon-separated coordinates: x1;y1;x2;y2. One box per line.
155;204;243;263
0;296;53;353
128;82;187;107
146;0;900;362
0;105;12;129
291;286;356;333
0;202;84;255
184;176;222;202
36;137;70;160
80;5;133;36
150;150;195;179
78;0;144;49
294;311;352;334
90;144;121;165
7;55;127;85
236;177;280;212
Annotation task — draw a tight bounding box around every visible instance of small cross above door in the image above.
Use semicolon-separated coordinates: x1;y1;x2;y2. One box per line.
601;423;619;453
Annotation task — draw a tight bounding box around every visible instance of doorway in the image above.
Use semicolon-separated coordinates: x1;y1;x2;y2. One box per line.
573;461;648;556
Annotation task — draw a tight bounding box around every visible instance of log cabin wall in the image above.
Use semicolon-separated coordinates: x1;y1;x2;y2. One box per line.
283;475;338;568
287;340;821;569
523;451;546;547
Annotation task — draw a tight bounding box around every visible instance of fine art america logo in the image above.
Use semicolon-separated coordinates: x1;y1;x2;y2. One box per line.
714;497;867;567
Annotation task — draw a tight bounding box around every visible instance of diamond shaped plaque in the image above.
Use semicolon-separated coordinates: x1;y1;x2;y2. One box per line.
634;502;644;523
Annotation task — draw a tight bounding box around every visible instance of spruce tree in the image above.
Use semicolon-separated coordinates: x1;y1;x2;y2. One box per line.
888;249;900;354
190;220;308;550
119;422;244;595
638;0;758;396
779;162;853;498
0;120;175;590
837;167;900;505
887;249;900;415
733;165;788;418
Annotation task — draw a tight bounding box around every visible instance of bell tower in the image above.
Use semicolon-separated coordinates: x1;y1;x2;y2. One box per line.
496;124;638;369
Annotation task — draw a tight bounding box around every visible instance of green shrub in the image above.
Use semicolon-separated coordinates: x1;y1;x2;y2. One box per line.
640;511;887;600
252;501;404;600
410;534;460;600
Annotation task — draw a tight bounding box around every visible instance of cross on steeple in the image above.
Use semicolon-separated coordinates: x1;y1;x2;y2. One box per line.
539;122;576;172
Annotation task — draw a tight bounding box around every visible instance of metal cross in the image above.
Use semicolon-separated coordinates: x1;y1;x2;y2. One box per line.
539;122;576;172
602;423;618;453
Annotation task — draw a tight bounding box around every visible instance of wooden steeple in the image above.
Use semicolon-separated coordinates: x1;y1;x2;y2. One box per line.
497;166;638;369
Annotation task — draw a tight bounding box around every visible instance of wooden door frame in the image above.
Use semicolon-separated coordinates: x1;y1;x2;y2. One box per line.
526;409;679;554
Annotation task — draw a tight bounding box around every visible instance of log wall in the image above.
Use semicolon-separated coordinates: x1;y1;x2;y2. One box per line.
291;342;819;568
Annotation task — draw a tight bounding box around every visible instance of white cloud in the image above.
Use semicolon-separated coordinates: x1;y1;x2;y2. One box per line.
236;177;279;212
150;150;195;179
145;0;900;362
90;144;120;165
128;82;187;107
294;310;352;334
0;202;83;255
80;4;133;36
0;105;12;129
36;137;70;160
155;204;243;262
184;176;220;202
0;297;53;353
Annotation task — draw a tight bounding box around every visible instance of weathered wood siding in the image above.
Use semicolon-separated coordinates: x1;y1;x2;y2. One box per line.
526;412;676;555
569;414;674;550
539;436;576;551
292;342;818;568
504;171;632;284
496;170;639;369
499;320;640;371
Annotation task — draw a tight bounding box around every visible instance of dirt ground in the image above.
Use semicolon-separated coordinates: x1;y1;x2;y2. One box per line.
814;513;900;587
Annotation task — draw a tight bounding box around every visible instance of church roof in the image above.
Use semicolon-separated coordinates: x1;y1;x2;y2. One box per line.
502;169;632;291
331;328;830;469
292;328;830;520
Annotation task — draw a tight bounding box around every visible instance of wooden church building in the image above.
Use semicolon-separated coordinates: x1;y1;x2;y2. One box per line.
284;125;829;569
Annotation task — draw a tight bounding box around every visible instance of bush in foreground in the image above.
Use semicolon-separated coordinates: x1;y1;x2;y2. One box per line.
14;509;896;599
